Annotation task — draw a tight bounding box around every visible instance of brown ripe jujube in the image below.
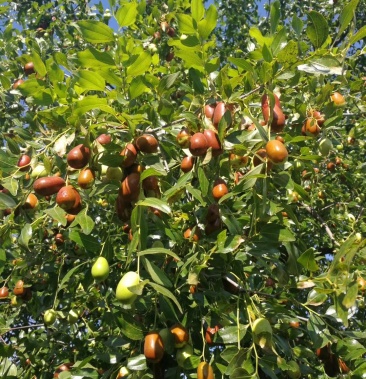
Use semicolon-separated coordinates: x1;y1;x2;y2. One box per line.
170;324;189;348
261;94;286;133
197;362;214;379
212;101;226;128
67;144;90;169
96;133;111;145
116;195;133;221
120;143;137;168
13;280;25;297
189;132;208;157
144;332;164;363
24;193;38;210
212;179;228;202
142;176;159;191
0;287;9;298
266;140;288;164
13;79;24;89
204;104;216;119
203;129;222;156
181;156;195;173
121;173;140;201
24;62;35;76
78;168;95;189
17;155;31;171
184;227;200;242
135;134;158;153
304;118;320;137
331;91;346;106
229;153;248;169
176;128;191;149
33;176;65;196
56;186;79;211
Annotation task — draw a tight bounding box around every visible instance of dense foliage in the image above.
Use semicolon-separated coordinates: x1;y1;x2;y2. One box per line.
0;0;366;378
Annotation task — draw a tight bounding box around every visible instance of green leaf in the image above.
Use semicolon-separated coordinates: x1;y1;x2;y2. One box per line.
126;52;152;77
44;207;67;226
306;289;328;306
129;76;150;99
59;262;85;290
292;14;303;36
191;0;205;22
117;314;144;340
174;50;204;72
74;210;95;235
0;193;16;209
69;231;100;252
262;44;273;63
271;27;287;56
136;198;171;215
197;4;217;39
227;57;254;73
127;354;147;371
342;281;358;309
31;51;47;77
115;2;138;28
142;258;173;288
76;21;115;43
75;48;115;69
75;70;106;92
157;72;180;95
338;0;359;37
307;313;332;348
349;25;366;45
297;249;319;271
72;97;116;117
197;167;209;197
148;282;182;313
137;247;180;261
277;40;298;64
257;223;296;242
177;14;196;34
215;325;246;344
306;11;329;48
18;224;32;249
270;1;280;35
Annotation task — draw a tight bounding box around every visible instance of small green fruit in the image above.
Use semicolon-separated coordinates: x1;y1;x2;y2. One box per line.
318;138;333;156
106;166;123;181
176;344;193;368
67;309;80;324
44;309;57;326
91;257;110;282
286;360;301;379
116;271;140;303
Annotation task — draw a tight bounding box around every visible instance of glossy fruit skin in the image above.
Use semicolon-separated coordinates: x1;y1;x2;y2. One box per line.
189;132;208;156
176;128;191;148
331;91;346;106
266;140;288;164
91;257;110;282
204;104;216;119
67;309;79;324
319;138;332;156
13;280;25;296
116;271;140;303
17;154;31;171
96;133;111;145
24;62;35;75
106;166;123;182
120;143;137;168
0;287;9;298
13;79;24;89
121;173;140;201
304;118;320;136
44;309;57;326
142;176;159;191
205;325;221;345
253;149;268;167
203;129;222;156
115;195;133;221
135;134;158;153
78;168;95;189
67;144;90;169
308;109;325;126
184;227;200;242
170;323;189;348
212;179;228;201
286;360;301;379
181;156;195;173
144;332;165;363
55;233;64;245
261;94;285;133
197;362;214;379
24;193;38;209
327;162;336;171
213;101;226;128
56;186;78;211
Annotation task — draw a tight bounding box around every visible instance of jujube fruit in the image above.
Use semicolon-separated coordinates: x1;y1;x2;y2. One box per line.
135;134;158;153
331;91;346;106
0;287;9;298
144;332;165;363
266;140;288;164
304;118;320;136
44;309;57;326
261;94;286;133
184;227;200;242
121;173;140;201
204;104;216;119
170;323;189;348
96;133;111;145
56;186;79;211
286;360;301;379
17;154;31;171
115;195;133;221
203;129;222;156
13;280;25;296
212;179;228;201
91;257;110;282
77;168;95;189
24;62;35;75
67;144;90;169
181;156;195;173
176;128;191;148
197;362;214;379
54;363;72;378
13;79;24;89
318;138;332;156
120;143;137;168
229;153;248;169
142;176;159;191
212;101;226;128
24;193;38;209
189;133;208;156
116;271;140;303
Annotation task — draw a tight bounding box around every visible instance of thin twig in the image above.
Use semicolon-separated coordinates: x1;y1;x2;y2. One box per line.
300;202;340;247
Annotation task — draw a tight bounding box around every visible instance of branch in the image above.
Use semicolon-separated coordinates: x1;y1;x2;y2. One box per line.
300;202;340;247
